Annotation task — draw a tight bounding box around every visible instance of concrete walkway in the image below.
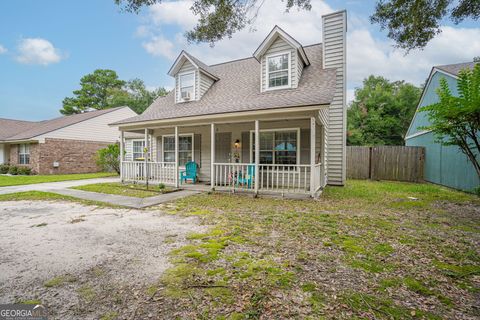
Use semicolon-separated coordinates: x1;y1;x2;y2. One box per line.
52;188;200;208
0;177;201;208
0;177;120;195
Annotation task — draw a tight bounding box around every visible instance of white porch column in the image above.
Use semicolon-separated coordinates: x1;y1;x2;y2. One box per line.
120;130;124;183
174;126;179;188
210;123;215;190
144;128;149;186
254;120;260;195
310;117;316;197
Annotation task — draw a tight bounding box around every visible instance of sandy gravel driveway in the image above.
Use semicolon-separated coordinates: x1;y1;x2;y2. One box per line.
0;200;204;319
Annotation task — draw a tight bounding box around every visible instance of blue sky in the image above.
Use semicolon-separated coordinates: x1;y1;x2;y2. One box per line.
0;0;479;121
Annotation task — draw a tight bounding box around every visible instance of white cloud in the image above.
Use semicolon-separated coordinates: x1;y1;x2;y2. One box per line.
142;35;176;60
0;45;7;54
139;0;334;62
136;0;480;101
347;26;480;89
148;0;197;30
16;38;64;65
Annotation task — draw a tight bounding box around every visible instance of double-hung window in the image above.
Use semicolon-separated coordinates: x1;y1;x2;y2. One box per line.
18;144;30;165
132;140;145;161
251;129;298;166
163;134;194;166
267;52;290;89
179;72;194;101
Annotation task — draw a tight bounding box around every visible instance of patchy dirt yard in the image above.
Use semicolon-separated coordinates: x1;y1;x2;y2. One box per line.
0;200;205;319
0;180;479;320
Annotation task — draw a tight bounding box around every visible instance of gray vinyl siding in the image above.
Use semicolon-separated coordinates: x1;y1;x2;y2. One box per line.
261;36;302;92
322;11;346;185
152;126;212;182
199;72;215;98
318;108;329;178
35;107;137;143
143;119;316;182
175;60;198;102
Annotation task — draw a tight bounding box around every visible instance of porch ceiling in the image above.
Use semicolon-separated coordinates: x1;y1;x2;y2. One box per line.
119;106;327;132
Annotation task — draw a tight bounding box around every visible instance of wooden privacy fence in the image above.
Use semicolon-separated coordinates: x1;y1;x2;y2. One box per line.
347;146;425;182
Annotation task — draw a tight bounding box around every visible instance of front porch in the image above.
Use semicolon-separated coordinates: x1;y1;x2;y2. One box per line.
119;109;328;197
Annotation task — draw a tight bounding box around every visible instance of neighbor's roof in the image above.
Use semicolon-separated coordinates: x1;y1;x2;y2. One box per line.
114;44;337;126
435;62;478;77
0;118;40;140
2;107;127;141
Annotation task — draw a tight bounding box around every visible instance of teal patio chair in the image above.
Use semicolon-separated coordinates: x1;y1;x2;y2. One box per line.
237;164;255;188
180;161;198;184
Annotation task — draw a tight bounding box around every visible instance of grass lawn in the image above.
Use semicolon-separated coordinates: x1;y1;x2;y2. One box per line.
149;180;480;319
0;172;116;187
0;191;121;208
71;182;175;198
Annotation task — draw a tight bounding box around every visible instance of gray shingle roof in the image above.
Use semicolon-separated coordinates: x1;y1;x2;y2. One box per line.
2;107;126;141
183;51;219;80
114;44;336;126
435;62;478;77
0;119;39;140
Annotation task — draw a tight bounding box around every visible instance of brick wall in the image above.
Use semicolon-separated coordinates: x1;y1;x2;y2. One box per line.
10;139;110;174
9;143;40;173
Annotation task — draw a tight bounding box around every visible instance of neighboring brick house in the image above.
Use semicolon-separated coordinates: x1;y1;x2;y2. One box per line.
0;107;136;174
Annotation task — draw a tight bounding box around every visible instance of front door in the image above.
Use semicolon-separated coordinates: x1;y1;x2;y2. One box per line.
215;132;231;163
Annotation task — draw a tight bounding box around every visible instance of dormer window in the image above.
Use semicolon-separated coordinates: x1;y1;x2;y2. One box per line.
179;72;195;101
267;52;291;89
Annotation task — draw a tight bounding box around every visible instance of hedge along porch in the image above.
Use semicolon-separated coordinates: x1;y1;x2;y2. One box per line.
119;107;328;197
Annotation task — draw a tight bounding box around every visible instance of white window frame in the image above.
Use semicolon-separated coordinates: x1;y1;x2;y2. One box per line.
265;51;291;91
177;71;195;102
161;133;195;167
131;139;146;161
18;143;30;165
249;128;300;166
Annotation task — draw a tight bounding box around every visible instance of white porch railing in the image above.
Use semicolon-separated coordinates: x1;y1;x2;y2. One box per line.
212;163;320;194
213;163;255;191
121;161;176;185
121;160;326;196
311;163;323;193
259;164;311;194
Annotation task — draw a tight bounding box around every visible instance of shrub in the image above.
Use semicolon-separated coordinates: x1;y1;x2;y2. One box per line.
0;164;9;174
158;183;166;190
8;166;18;175
17;167;32;175
96;144;120;174
474;186;480;197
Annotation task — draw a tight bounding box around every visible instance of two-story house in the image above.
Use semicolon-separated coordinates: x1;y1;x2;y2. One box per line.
112;10;347;197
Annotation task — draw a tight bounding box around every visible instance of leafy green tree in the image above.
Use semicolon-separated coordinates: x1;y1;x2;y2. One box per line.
96;144;121;174
347;76;421;146
370;0;480;51
60;70;167;115
60;69;125;115
420;64;480;179
109;79;167;114
114;0;478;48
114;0;311;44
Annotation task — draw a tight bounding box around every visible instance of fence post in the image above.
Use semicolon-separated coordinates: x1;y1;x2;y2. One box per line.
369;146;373;180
